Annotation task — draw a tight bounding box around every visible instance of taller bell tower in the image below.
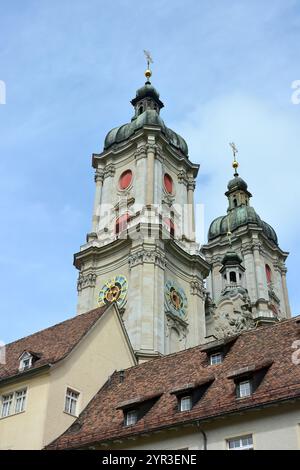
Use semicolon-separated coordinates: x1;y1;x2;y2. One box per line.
74;64;210;361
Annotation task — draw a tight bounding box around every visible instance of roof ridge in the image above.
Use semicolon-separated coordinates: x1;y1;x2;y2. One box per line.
5;306;106;348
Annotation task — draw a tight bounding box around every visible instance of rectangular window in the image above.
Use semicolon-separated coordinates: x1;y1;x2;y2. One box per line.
125;409;138;426
180;395;192;411
1;394;13;418
227;434;253;450
210;352;223;365
64;388;79;416
15;389;27;413
237;380;252;398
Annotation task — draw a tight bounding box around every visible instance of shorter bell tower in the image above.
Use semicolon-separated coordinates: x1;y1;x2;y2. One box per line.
202;144;291;339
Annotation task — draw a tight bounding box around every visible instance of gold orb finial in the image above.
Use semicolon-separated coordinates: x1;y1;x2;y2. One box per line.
229;142;239;175
143;50;153;82
145;69;152;79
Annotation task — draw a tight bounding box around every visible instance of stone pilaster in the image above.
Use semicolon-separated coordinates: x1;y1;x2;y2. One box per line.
92;168;104;232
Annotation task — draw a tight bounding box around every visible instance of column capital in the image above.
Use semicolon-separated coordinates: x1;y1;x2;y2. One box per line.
77;272;97;292
146;143;158;153
187;178;196;191
104;163;116;178
134;145;147;160
94;168;104;183
177;169;189;186
190;279;206;299
129;248;166;269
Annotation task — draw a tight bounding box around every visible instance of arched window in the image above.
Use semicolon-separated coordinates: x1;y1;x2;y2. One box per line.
115;213;130;235
138;105;144;115
265;264;272;284
230;271;237;283
233;198;238;207
170;327;180;354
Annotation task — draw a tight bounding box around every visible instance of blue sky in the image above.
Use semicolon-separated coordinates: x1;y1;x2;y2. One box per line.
1;0;300;343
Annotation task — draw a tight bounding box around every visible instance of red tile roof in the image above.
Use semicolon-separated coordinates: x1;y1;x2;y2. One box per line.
0;307;107;383
46;316;300;449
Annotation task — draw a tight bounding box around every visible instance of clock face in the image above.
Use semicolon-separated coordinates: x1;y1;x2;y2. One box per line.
98;275;128;309
165;280;187;319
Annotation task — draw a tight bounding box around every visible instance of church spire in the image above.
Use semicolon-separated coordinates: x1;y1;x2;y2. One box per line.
226;143;252;212
143;49;153;84
130;51;164;117
229;142;239;176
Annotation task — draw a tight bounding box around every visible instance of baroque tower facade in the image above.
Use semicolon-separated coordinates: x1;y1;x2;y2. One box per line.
202;159;291;338
74;68;292;357
74;69;210;361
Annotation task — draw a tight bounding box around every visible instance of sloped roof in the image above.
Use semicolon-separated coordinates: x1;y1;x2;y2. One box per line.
0;307;107;383
46;316;300;449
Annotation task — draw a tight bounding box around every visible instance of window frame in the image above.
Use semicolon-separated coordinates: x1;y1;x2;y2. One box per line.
125;409;138;426
210;352;223;365
1;388;27;418
1;393;14;418
64;388;80;417
227;434;254;450
19;352;33;371
237;379;252;398
14;389;27;414
179;395;192;412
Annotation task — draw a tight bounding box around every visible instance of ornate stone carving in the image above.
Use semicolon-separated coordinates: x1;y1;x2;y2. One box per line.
190;279;205;299
134;145;147;160
94;169;104;183
128;249;166;269
177;170;188;186
162;195;175;206
77;272;97;292
213;292;255;338
146;143;157;154
187;179;196;191
213;309;255;338
165;313;188;344
104;163;116;178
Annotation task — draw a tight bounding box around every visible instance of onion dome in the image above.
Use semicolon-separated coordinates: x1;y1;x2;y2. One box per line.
221;250;243;266
208;173;278;245
104;74;188;155
227;175;249;193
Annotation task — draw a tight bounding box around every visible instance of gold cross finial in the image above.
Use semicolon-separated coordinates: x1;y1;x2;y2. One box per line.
229;142;239;175
143;50;153;81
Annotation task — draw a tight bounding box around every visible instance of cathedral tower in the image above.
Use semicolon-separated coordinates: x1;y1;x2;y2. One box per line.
74;65;210;361
202;147;291;338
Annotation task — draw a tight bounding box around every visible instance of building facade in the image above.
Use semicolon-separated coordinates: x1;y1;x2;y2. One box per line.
0;67;297;450
75;70;210;361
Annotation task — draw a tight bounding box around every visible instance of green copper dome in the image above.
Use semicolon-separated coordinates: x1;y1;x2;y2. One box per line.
104;80;188;155
208;205;278;245
227;175;248;192
208;172;278;245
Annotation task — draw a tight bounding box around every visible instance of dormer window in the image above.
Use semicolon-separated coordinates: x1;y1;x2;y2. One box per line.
117;393;162;428
210;352;223;365
228;361;273;400
125;409;138;426
171;377;214;413
237;380;252;398
179;396;192;412
19;352;33;372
